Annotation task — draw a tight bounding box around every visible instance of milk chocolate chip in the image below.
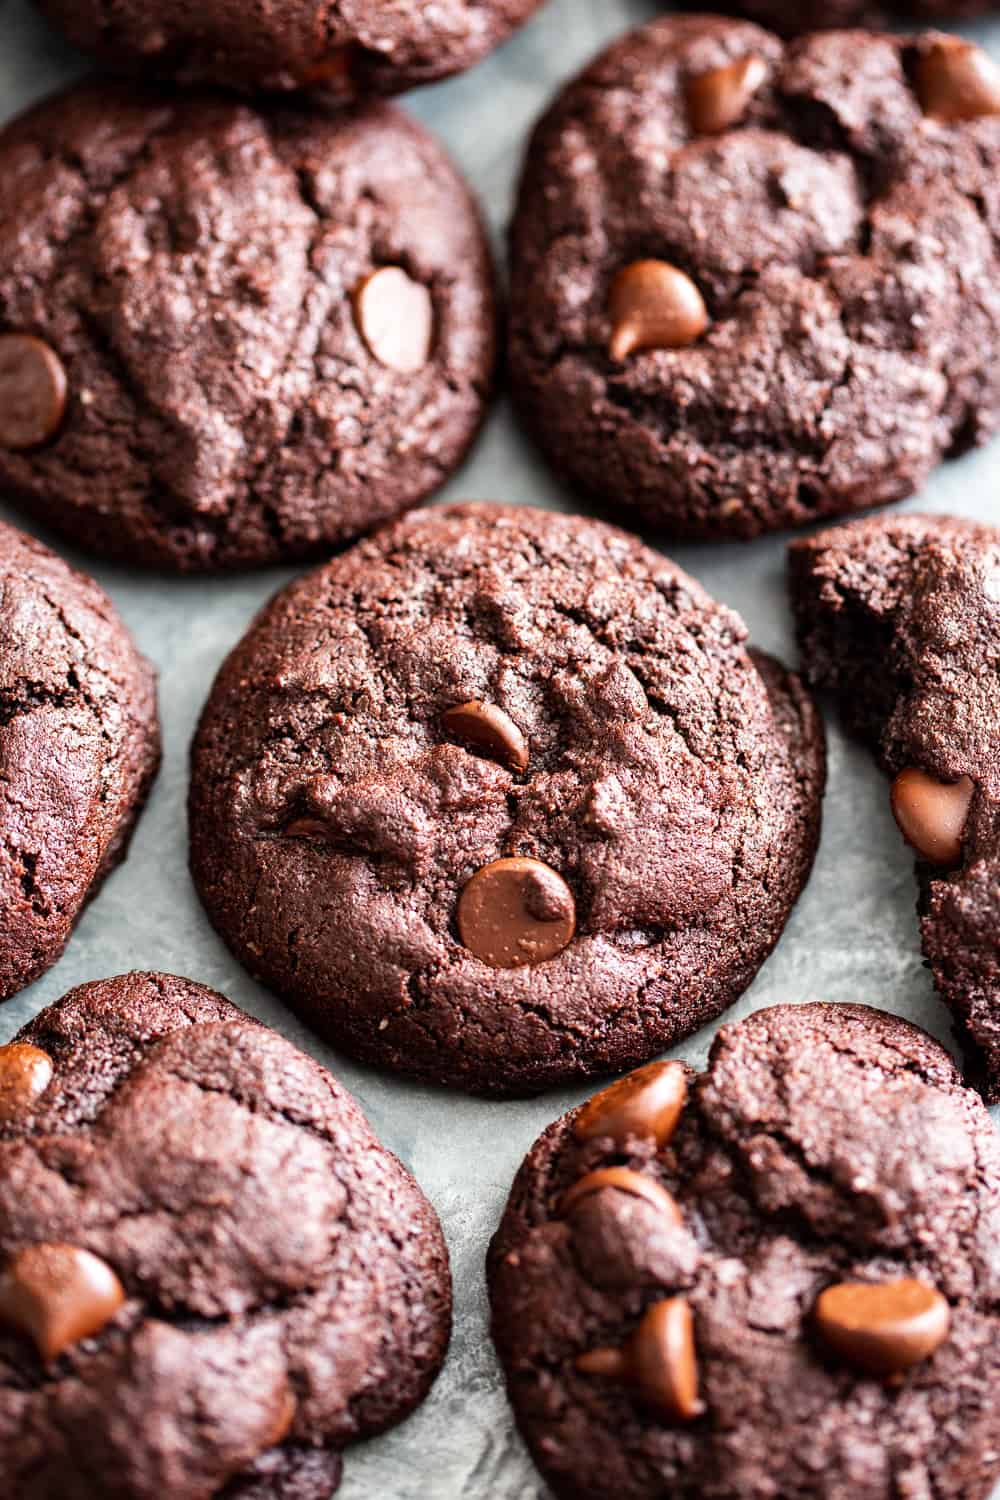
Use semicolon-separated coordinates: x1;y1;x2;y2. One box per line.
574;1061;687;1149
442;701;529;772
457;856;576;968
814;1278;950;1378
685;55;767;135
0;334;68;450
916;39;1000;123
577;1297;702;1421
561;1166;683;1226
0;1042;53;1122
353;267;434;373
608;261;708;361
0;1244;125;1360
890;768;974;865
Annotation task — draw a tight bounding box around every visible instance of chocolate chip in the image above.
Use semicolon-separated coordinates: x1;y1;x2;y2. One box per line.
814;1278;950;1378
0;334;68;451
442;700;530;773
577;1296;702;1421
608;260;709;361
915;39;1000;123
0;1043;53;1122
890;768;974;866
573;1061;687;1149
353;266;434;373
685;55;767;135
457;856;576;968
0;1244;125;1361
561;1166;683;1224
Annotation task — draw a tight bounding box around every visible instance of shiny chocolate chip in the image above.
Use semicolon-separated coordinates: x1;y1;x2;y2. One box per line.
0;1042;53;1122
685;55;767;135
457;856;576;968
608;260;708;361
442;700;529;772
0;1244;125;1361
0;334;68;450
577;1296;702;1421
890;768;974;865
814;1278;950;1378
574;1061;687;1149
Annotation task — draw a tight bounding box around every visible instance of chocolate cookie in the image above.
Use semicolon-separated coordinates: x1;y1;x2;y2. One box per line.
0;83;495;571
0;970;452;1498
189;503;825;1096
0;521;159;1000
508;17;1000;541
489;1001;1000;1500
789;512;1000;1101
706;2;996;34
32;0;544;99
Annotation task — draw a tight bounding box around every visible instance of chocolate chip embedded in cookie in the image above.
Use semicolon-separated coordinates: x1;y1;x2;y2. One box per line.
0;82;496;571
0;971;451;1499
489;1002;1000;1500
509;16;1000;541
31;0;545;99
189;503;825;1095
789;512;1000;1100
0;521;159;1001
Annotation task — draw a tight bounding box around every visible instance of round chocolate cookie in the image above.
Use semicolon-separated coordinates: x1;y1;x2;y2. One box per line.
0;520;159;1000
789;512;1000;1102
489;1002;1000;1500
705;1;996;34
189;503;825;1096
32;0;544;99
0;83;495;572
0;971;452;1498
508;16;1000;541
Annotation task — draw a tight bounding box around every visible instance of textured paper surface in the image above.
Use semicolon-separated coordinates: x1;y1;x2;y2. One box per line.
1;2;999;1495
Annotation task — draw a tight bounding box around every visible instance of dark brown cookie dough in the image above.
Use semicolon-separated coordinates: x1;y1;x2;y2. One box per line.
0;520;159;1001
508;16;1000;541
489;1002;1000;1500
0;971;452;1498
789;511;1000;1100
0;82;496;571
189;503;825;1096
32;0;545;99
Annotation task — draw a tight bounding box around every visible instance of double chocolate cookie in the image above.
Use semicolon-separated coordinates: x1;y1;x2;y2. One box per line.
0;971;452;1498
790;512;1000;1100
709;2;996;34
509;17;1000;541
32;0;545;99
0;83;495;571
489;1002;1000;1500
190;504;825;1095
0;521;158;1000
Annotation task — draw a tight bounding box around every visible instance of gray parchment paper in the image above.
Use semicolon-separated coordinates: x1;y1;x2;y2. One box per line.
2;2;1000;1495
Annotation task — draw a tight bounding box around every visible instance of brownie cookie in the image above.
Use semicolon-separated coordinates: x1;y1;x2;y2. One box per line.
508;16;1000;541
706;1;996;35
0;970;452;1498
32;0;544;99
189;503;825;1095
489;1002;1000;1500
0;521;158;1000
0;83;495;572
789;512;1000;1100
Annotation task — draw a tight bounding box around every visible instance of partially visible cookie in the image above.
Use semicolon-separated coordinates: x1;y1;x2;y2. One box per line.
190;503;825;1095
32;0;545;99
704;1;996;34
0;971;452;1498
790;512;1000;1100
489;1002;1000;1500
509;16;1000;541
0;83;495;571
0;521;159;1000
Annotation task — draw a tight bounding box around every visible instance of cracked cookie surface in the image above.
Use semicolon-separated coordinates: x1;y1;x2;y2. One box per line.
508;16;1000;541
789;512;1000;1100
0;970;451;1499
0;520;159;1000
189;503;825;1095
489;1002;1000;1500
32;0;545;99
0;83;495;571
